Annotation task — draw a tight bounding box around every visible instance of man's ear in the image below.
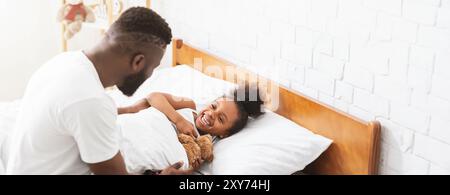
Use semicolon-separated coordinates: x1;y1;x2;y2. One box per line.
131;54;146;73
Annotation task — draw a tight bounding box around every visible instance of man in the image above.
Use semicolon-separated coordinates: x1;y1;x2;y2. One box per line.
7;7;190;175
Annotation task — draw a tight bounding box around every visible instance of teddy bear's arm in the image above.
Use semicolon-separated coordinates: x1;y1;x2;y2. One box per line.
178;134;202;169
196;135;214;162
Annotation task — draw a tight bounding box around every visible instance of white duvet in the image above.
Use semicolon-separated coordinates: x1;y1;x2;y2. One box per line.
118;108;189;174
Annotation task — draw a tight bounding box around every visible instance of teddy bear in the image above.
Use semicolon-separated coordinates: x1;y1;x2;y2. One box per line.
57;0;96;40
178;134;214;169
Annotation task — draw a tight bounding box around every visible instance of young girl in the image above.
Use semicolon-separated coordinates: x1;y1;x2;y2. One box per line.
119;85;264;140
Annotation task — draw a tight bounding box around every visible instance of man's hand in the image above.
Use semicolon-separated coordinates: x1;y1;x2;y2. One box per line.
175;119;198;138
160;162;194;175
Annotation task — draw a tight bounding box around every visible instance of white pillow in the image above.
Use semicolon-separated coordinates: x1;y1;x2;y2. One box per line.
199;111;332;175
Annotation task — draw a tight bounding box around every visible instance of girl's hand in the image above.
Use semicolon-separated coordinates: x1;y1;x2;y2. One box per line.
176;119;198;138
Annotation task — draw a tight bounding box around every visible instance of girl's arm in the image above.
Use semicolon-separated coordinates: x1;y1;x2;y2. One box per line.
118;93;196;115
147;92;197;112
146;92;198;137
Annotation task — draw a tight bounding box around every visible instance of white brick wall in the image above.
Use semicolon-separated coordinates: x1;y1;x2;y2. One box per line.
153;0;450;175
430;117;450;144
415;134;450;170
403;0;438;25
435;51;450;78
418;26;450;50
305;69;335;96
437;7;450;28
431;75;450;101
282;43;312;66
390;104;430;134
335;81;354;103
383;144;430;174
354;89;389;117
364;0;402;16
344;65;374;91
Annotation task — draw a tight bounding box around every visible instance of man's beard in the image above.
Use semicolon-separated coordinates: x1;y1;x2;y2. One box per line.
118;69;148;97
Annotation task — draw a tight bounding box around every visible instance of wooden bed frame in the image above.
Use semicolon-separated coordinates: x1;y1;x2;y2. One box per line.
172;38;381;175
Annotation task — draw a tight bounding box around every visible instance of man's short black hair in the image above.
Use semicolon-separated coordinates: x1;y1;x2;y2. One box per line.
109;7;172;51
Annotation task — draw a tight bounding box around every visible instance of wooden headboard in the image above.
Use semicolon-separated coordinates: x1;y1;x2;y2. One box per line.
171;39;381;175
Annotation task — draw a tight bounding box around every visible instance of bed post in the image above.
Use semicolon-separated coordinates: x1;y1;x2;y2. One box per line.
61;0;67;52
368;121;381;175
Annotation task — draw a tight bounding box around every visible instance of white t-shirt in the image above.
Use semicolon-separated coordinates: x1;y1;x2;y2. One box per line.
6;51;119;175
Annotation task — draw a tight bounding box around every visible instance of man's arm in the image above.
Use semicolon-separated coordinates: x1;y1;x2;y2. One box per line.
88;153;193;175
118;93;196;115
88;152;129;175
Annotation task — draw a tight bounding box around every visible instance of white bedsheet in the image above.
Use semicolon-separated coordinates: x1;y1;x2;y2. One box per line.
0;100;21;174
118;108;189;173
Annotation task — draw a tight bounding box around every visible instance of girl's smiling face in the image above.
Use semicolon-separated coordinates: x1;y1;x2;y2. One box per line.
195;97;240;137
